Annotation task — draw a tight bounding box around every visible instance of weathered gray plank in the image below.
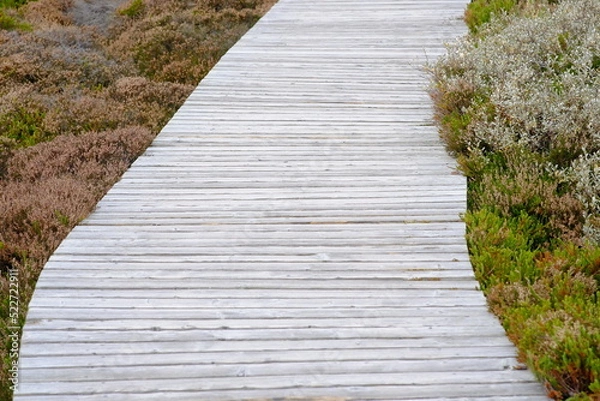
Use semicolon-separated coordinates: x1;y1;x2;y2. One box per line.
12;390;551;401
23;306;497;321
22;336;519;356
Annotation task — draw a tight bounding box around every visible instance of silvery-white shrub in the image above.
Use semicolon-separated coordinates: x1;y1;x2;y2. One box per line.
434;0;600;243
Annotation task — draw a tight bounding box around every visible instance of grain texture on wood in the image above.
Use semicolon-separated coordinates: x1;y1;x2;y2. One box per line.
15;0;549;400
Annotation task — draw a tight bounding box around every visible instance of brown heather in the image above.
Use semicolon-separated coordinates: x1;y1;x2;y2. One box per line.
21;0;74;26
2;127;153;259
0;0;277;397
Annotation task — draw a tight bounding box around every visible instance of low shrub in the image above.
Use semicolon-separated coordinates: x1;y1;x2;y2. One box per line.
118;0;145;18
21;0;73;27
559;153;600;245
465;208;543;289
0;104;48;147
487;247;600;399
470;149;585;243
0;0;30;9
465;0;518;33
464;0;561;34
0;127;154;398
0;8;30;30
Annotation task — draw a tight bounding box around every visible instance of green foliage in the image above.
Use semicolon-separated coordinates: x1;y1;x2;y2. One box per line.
0;9;17;29
118;0;145;18
465;0;517;33
0;107;49;148
510;298;600;399
0;138;15;179
0;0;31;8
0;8;30;30
465;209;543;289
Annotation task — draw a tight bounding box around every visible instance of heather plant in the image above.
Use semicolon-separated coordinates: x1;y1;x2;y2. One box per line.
431;0;600;398
0;127;153;400
21;0;74;26
559;153;600;244
0;0;276;397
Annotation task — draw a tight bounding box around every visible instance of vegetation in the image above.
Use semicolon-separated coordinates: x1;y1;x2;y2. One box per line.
0;0;276;398
430;0;600;399
117;0;144;18
0;3;30;31
0;0;30;8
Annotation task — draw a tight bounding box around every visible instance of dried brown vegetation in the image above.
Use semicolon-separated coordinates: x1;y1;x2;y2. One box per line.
0;0;276;397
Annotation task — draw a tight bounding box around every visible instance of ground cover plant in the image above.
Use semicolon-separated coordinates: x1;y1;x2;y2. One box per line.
0;0;276;398
430;0;600;399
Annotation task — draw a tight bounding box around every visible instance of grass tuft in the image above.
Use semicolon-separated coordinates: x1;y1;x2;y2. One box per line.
465;0;517;33
0;8;31;30
117;0;144;18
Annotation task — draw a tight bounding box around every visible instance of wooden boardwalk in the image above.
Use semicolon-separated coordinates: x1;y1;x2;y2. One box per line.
15;1;550;400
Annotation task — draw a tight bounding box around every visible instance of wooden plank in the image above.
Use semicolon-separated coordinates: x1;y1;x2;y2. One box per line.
20;338;520;358
20;355;520;372
20;359;527;383
14;371;544;395
26;315;503;331
23;306;497;321
39;261;476;275
27;296;489;309
34;270;477;282
12;389;551;401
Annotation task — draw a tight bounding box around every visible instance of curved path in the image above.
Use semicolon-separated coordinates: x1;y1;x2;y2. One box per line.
15;1;549;400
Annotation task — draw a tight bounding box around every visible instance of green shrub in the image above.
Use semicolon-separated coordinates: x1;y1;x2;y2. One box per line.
0;10;17;29
0;0;31;8
0;107;49;148
110;1;268;84
475;220;600;400
465;208;543;289
513;302;599;399
465;0;517;33
0;138;15;179
0;8;30;30
471;149;584;242
118;0;145;18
